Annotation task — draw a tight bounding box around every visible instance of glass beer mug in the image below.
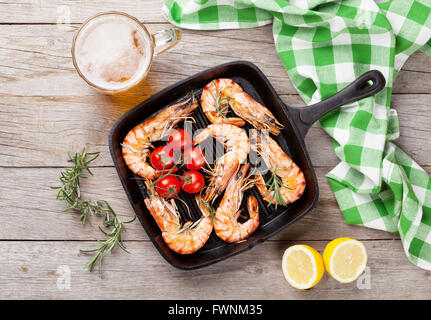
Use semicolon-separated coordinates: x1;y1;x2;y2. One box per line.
71;11;181;94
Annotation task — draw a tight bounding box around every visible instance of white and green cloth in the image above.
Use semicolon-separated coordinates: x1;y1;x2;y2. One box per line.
162;0;431;270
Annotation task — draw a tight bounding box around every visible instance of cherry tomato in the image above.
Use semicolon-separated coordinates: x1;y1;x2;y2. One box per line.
180;171;205;194
150;146;175;170
155;175;180;198
183;147;206;171
168;129;192;151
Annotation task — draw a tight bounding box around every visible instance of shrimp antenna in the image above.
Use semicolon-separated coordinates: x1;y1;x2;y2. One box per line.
200;166;214;175
241;175;258;192
169;198;183;221
176;217;203;234
160;116;196;141
172;116;196;123
189;90;196;103
174;196;192;220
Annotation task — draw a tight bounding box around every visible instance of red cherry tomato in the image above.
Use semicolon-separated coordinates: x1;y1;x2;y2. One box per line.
183;147;206;171
180;171;205;194
150;146;175;170
155;175;180;198
168;129;192;151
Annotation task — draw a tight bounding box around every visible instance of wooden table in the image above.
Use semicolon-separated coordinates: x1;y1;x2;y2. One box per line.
1;1;430;300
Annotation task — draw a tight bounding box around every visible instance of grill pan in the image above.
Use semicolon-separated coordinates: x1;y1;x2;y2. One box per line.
109;61;385;270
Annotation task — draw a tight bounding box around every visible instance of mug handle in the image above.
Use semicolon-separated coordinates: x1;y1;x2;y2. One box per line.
152;28;182;56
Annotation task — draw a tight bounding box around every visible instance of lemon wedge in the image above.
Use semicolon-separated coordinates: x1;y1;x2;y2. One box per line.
323;238;367;283
281;245;324;289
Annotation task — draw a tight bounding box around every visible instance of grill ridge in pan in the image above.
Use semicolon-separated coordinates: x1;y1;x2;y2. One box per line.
109;61;385;269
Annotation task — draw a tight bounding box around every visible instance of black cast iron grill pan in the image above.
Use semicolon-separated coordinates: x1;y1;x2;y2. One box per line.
109;61;385;270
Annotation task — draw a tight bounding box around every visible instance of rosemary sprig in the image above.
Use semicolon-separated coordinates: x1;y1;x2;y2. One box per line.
80;201;136;272
209;81;231;119
51;149;102;224
52;149;135;272
264;167;288;210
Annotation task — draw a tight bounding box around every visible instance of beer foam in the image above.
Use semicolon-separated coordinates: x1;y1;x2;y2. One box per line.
74;14;152;91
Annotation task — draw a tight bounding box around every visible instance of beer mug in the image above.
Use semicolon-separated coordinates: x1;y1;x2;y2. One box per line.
71;11;181;94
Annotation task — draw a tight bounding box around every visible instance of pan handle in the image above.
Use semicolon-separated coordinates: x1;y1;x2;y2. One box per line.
288;70;386;138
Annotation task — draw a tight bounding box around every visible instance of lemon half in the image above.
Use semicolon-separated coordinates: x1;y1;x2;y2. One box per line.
281;245;324;290
323;238;367;283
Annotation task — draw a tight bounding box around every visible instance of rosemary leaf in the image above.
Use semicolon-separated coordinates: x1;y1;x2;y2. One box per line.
209;81;231;119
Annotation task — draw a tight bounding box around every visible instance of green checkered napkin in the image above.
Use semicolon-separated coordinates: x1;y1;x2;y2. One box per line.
162;0;431;270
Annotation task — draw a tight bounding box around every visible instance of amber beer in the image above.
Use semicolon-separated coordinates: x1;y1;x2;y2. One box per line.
72;12;180;94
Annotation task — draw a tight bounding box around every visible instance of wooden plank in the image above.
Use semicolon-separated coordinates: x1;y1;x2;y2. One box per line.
0;167;397;241
0;93;429;167
0;24;297;97
0;0;165;24
1;239;430;299
403;50;431;73
392;95;431;166
0;24;430;99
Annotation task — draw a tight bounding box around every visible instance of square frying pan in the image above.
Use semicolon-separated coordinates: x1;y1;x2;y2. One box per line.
109;61;385;270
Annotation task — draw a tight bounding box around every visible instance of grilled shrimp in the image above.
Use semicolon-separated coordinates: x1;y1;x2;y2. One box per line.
201;79;284;135
143;182;213;255
252;129;306;206
122;98;198;179
201;79;246;127
193;123;250;202
214;164;260;243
